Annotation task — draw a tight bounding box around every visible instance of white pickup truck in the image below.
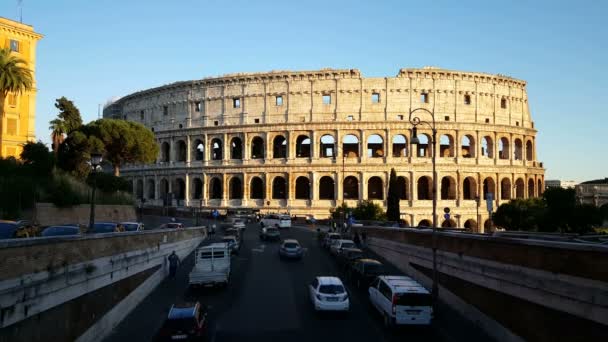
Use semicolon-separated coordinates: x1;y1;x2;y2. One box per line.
189;243;231;287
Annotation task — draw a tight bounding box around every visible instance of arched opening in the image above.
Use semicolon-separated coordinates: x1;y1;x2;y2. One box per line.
416;134;431;157
501;178;512;200
483;177;495;200
515;178;525;199
250;177;264;199
295;135;311;158
418;219;431;227
176;140;187;162
368;176;384;200
273;135;287;159
160;178;169;198
441;219;456;228
538;179;543;196
272;176;287;199
440;176;456;200
481;136;493;158
461;135;475;158
209;178;222;199
343;134;359;158
526;140;533;161
464;219;477;231
193;139;204;161
211;138;223;160
174;178;186;200
344;176;359;199
397;176;409;200
161;142;170;162
147;179;155;199
319;176;335;200
251;137;264;159
320;135;335;158
136;179;144;199
463;177;477;200
439;134;454;157
367;134;384;158
229;177;243;199
484;219;492;230
514;138;523;160
295;177;311;199
192;178;203;200
528;179;535;198
230;137;243;160
417;176;433;200
499;137;510;160
392;135;407;157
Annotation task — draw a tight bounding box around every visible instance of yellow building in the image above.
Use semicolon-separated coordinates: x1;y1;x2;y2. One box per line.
0;17;42;158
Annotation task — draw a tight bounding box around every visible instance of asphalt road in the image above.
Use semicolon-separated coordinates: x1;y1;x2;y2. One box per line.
106;222;490;342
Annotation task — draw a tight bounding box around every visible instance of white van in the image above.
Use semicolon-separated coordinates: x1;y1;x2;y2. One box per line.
189;243;231;287
368;275;433;327
261;214;291;229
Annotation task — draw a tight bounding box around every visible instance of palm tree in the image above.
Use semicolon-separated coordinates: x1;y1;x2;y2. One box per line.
49;118;66;154
0;48;33;155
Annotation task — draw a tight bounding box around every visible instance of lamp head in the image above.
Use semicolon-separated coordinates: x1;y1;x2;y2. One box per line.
90;152;103;167
411;127;420;145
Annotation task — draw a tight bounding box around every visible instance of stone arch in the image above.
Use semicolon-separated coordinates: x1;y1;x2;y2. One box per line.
417;176;433;200
440;176;456;200
250;177;264;199
528;178;535;198
483;177;495;200
209;177;222;199
367;134;384;158
176;140;187;162
136;179;144;199
192;178;203;200
439;134;455;157
515;178;525;199
499;137;510;160
481;136;494;158
320;134;335;158
344;176;359;199
295;176;311;199
526;140;533;161
514;138;523;160
272;176;287;199
397;176;409;200
193;139;204;161
319;176;335;200
146;179;155;199
229;177;243;199
251;136;264;159
464;219;478;231
273;135;287;159
441;219;457;228
463;176;477;200
230;137;243;160
368;176;384;200
161;142;170;162
392;134;407;157
173;178;186;200
343;134;359;158
416;133;431;157
211;138;223;160
461;134;476;158
418;219;431;227
501;178;512;200
295;135;311;158
484;219;492;230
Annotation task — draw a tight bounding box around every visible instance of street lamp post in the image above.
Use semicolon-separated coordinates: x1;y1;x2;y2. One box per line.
89;152;103;231
409;108;439;306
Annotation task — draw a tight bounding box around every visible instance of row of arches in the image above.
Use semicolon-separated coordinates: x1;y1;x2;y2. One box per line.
158;133;535;162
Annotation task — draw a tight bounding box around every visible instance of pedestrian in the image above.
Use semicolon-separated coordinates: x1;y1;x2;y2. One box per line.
361;231;367;247
168;251;180;279
353;232;361;246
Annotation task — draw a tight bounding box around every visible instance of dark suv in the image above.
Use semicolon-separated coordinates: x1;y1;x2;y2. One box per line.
159;302;207;341
349;259;384;289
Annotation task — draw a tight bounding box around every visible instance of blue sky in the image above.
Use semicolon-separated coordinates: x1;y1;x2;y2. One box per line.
1;0;606;181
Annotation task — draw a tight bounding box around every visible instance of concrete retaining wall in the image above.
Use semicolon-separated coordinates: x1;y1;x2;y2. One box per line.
31;203;137;226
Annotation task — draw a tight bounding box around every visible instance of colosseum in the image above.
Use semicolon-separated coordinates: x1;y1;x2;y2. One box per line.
104;67;545;232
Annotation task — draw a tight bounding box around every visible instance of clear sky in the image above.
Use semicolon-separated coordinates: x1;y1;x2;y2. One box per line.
1;0;606;182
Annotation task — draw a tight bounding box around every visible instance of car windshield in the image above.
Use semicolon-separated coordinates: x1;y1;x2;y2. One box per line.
318;284;345;295
329;235;340;240
222;238;235;243
267;228;279;233
342;242;355;249
0;223;16;239
394;293;432;306
365;263;384;274
167;223;181;228
164;317;197;331
284;242;299;248
123;223;139;231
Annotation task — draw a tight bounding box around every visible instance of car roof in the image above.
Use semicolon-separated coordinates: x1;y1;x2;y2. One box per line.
328;233;341;237
168;303;199;319
283;239;299;244
342;248;363;253
317;276;344;285
120;222;141;225
357;258;382;265
206;242;229;248
222;235;237;239
338;239;355;243
379;276;429;293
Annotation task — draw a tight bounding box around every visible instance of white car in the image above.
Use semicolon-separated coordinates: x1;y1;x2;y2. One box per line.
233;219;246;230
308;276;349;312
329;239;356;256
368;275;433;327
261;214;291;229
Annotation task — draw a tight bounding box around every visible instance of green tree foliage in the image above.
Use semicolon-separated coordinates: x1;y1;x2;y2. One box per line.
21;141;55;180
86;172;132;193
493;198;545;231
0;48;33;154
49;97;83;154
57;130;104;180
386;168;400;221
353;200;387;221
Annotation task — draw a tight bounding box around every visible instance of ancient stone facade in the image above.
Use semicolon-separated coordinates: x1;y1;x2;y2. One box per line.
105;67;545;231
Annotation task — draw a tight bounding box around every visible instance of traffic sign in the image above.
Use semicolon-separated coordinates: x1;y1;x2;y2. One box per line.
212;209;219;218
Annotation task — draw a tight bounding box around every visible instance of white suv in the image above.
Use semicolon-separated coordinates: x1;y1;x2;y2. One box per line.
308;276;349;312
368;276;433;327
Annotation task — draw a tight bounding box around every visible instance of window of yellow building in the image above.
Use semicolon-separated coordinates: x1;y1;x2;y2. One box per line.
6;118;17;135
10;39;20;53
7;94;17;106
6;147;17;157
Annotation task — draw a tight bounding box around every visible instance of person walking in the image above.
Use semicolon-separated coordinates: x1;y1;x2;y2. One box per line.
361;231;367;248
168;251;180;279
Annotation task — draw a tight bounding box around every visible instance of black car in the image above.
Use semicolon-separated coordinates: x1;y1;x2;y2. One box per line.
337;248;364;269
349;258;384;288
158;302;207;341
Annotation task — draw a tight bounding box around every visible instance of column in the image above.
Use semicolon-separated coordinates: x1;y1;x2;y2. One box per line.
310;130;318;160
186;135;191;164
265;173;272;202
385;128;391;161
184;173;190;207
335;172;341;203
242;173;249;206
203;133;209;164
170;138;175;163
411;171;417;204
154;175;159;203
243;132;250;162
360;171;367;200
311;172;318;201
360;130;367;162
223;133;229;162
221;173;228;206
265;133;272;160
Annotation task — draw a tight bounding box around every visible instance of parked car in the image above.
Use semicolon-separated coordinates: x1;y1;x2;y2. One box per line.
329;239;357;256
41;225;82;237
232;219;246;230
89;222;124;234
368;275;433;327
349;259;384;288
308;276;349;312
322;233;341;249
336;248;364;269
279;239;303;259
161;222;184;229
120;222;144;232
225;228;241;241
158;302;208;341
260;214;291;229
0;220;41;239
259;227;280;241
222;235;240;254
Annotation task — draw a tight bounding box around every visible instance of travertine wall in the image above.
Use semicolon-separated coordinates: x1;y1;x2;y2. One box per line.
105;67;545;230
32;203;136;226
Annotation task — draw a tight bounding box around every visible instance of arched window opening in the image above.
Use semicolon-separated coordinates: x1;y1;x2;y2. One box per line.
192;178;203;200
147;179;155;199
481;136;494;158
251;137;264;159
418;219;431;227
135;180;144;199
176;140;187;162
499;137;510;160
368;176;384;200
343;134;359;158
211;138;223;160
174;179;185;200
514;138;523;161
526;140;533;161
515;178;525;199
319;176;335;200
160;179;169;200
392;135;407;157
397;176;408;200
320;135;335;158
272;177;287;199
230;137;243;160
273;135;287;159
483;178;495;200
464;219;477;231
440;176;456;200
441;219;456;228
461;135;475;158
295;135;311;158
161;142;170;162
250;177;264;199
193;139;204;161
229;177;243;199
367;134;384;158
210;178;222;199
439;134;454;157
295;177;311;199
484;219;492;230
528;179;535;198
463;177;477;200
501;178;512;200
416;134;431;157
417;176;432;200
344;176;359;199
